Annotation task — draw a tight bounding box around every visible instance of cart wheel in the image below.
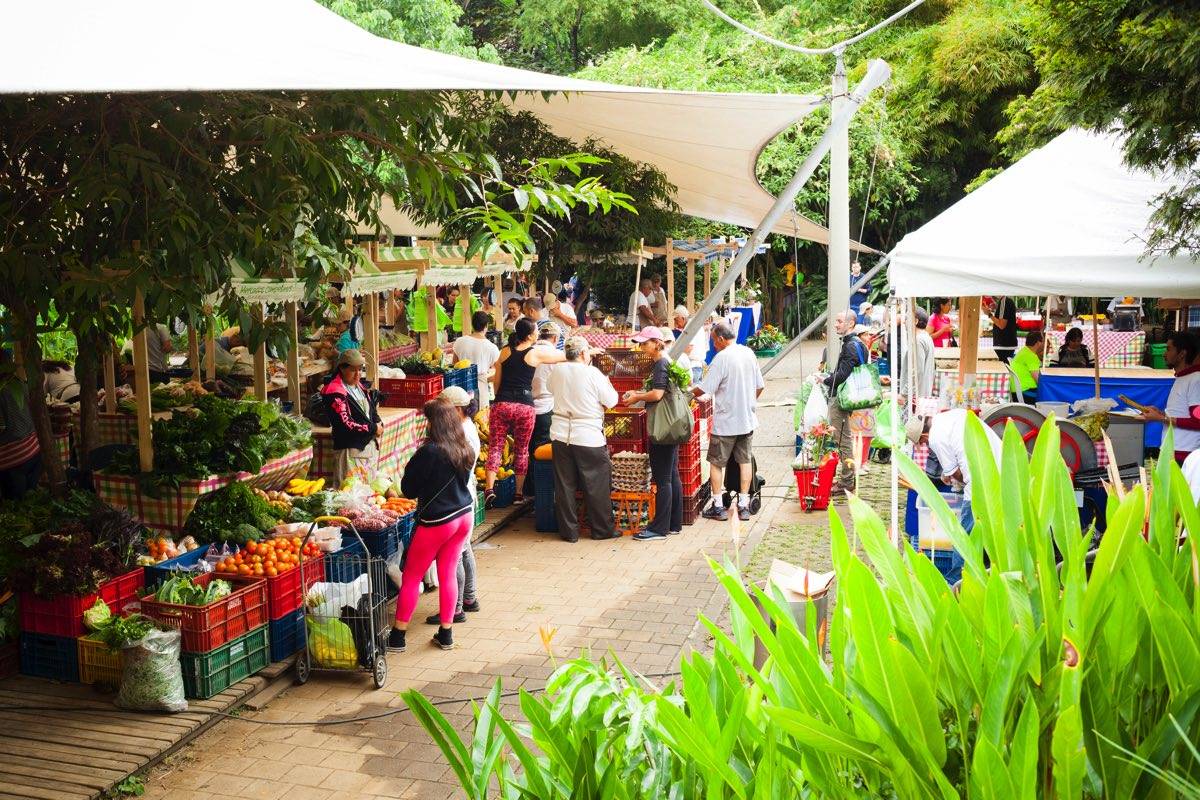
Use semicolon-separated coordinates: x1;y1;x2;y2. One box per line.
295;649;311;685
372;655;387;689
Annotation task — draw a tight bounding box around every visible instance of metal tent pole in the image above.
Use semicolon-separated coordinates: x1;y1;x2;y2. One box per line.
826;50;852;350
668;59;892;362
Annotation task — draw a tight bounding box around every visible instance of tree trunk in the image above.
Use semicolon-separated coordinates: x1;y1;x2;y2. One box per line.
75;328;101;474
11;306;66;492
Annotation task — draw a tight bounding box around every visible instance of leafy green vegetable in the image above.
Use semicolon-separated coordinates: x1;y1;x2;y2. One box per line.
92;613;153;650
183;482;279;543
203;579;232;604
154;575;232;606
83;598;112;631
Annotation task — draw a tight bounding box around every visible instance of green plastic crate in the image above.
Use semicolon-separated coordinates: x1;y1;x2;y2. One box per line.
474;491;485;527
179;625;270;699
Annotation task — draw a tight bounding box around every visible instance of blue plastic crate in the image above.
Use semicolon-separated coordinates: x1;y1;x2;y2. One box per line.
143;546;207;589
444;365;478;398
493;475;516;508
269;608;305;662
19;633;79;682
532;459;557;532
325;539;367;583
357;512;413;561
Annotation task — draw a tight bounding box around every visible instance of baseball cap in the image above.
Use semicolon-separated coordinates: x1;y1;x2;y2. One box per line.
851;324;872;336
439;386;472;407
336;349;366;369
631;326;666;343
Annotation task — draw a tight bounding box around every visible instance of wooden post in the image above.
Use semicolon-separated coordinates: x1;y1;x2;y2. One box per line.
1091;297;1101;397
632;238;645;330
364;292;380;385
704;258;711;299
285;301;301;411
958;296;981;382
187;324;200;383
102;345;117;414
384;291;396;327
686;255;696;314
421;266;438;353
459;283;471;338
492;275;504;332
252;304;268;402
664;239;675;317
131;290;154;473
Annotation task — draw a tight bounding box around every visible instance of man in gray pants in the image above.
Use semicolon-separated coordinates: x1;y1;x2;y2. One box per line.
548;336;619;541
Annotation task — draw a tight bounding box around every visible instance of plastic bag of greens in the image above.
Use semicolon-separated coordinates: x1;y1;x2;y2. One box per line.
115;627;188;713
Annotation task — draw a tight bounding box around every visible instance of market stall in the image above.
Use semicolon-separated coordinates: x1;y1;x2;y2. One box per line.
308;406;427;480
1044;329;1145;368
1037;367;1173;447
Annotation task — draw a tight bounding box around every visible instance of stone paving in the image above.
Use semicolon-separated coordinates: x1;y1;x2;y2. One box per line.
142;343;826;800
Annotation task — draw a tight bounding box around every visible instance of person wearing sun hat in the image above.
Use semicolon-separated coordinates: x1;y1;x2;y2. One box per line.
429;385;481;625
321;348;381;484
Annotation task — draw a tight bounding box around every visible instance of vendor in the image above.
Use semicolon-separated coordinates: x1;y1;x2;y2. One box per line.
321;349;381;484
984;295;1018;363
502;298;524;334
0;351;42;500
334;305;358;353
1010;331;1045;404
1137;331;1200;463
1055;327;1092;368
905;409;1003;533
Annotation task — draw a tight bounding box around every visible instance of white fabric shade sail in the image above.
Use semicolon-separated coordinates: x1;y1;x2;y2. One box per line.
2;0;861;246
888;128;1199;298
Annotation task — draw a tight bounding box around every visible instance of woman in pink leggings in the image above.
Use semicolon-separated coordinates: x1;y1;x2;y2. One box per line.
389;398;476;652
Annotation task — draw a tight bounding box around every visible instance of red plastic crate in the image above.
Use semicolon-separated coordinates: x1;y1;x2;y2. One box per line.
679;454;704;495
139;573;268;654
610;375;645;405
605;348;655;377
604;407;647;452
681;484;713;526
380;374;444;409
265;553;325;620
19;567;146;638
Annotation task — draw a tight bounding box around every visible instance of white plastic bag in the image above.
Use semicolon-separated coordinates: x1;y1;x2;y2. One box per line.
116;628;188;713
306;574;369;619
802;386;830;430
1071;396;1117;416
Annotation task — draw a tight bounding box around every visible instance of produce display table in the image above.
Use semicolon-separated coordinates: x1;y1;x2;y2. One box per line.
70;409;171;448
93;446;313;535
1046;330;1145;368
1038;367;1172;447
934;366;1011;404
309;406;427;480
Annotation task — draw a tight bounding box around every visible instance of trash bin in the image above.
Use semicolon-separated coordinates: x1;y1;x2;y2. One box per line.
1150;342;1168;369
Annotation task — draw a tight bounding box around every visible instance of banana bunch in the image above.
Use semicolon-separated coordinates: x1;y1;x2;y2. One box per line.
287;477;325;497
474;410;489;440
453;359;471;369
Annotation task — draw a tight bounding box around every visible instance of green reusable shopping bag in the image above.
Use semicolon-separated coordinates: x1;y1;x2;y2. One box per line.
648;381;692;445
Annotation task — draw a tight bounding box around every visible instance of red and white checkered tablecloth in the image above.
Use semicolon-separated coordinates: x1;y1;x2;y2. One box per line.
571;328;636;350
1047;330;1144;368
310;407;425;480
94;446;314;535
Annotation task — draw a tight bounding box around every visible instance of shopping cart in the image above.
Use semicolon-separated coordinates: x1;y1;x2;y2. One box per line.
295;516;390;689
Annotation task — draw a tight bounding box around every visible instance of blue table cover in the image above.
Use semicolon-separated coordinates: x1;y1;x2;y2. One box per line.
1037;372;1172;448
730;305;761;345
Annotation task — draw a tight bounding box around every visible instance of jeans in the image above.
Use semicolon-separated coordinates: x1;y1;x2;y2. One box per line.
648;442;683;534
454;539;477;613
959;498;975;533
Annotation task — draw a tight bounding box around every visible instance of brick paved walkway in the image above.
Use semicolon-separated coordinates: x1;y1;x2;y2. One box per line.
143;346;815;800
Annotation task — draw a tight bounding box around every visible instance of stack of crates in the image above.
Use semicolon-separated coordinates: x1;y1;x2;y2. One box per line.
680;400;709;525
18;567;145;683
604;408;648;455
532;457;557;532
139;573;271;699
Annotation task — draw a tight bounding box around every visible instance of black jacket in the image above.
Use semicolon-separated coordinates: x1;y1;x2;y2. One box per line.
825;335;865;394
400;443;474;526
321;374;381;451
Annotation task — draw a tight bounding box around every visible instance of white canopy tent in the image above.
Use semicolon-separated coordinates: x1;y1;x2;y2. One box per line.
888;128;1198;298
1;0;867;246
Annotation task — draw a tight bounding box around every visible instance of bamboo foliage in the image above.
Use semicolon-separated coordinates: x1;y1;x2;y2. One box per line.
406;417;1200;798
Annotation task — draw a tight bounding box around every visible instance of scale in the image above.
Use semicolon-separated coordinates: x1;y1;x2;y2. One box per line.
1110;303;1140;332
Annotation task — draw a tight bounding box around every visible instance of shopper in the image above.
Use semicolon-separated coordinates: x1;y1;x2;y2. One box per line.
929;298;954;348
825;316;870;494
621;327;683;540
425;386;481;625
898;308;935;403
0;352;42;499
1010;331;1045;404
695;322;764;521
523;296;564;349
1136;330;1200;464
628;277;655;328
452;311;501;408
42;361;80;403
389;397;476;652
527;323;561;493
146;322;174;384
672;305;708;381
321;349;381;485
483;318;567;507
985;295;1018;363
548;336;619;542
502;297;524;334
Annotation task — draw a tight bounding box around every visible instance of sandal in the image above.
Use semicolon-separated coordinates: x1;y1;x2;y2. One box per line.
484;490;497;509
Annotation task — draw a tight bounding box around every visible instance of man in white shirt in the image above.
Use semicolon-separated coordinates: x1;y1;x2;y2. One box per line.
628;277;655;328
1136;331;1200;464
694;322;765;521
526;323;561;493
548;336;619;542
905;408;1003;532
452;311;501;409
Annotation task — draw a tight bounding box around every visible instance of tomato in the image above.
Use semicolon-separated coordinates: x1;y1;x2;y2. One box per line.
237;564;251;576
265;566;278;577
245;541;258;555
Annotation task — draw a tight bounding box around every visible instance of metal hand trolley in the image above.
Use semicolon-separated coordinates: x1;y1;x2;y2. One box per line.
295;516;390;689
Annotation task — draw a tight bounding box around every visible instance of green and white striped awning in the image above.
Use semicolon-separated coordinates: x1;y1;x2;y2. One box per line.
229;257;308;304
420;267;479;288
378;244;532;276
342;253;418;296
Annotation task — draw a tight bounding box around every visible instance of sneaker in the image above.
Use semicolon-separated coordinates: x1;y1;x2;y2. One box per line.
632;530;667;541
701;504;728;521
667;529;682;536
590;532;619;541
738;505;751;521
386;628;406;652
433;627;455;650
483;490;497;509
425;612;467;625
462;600;481;613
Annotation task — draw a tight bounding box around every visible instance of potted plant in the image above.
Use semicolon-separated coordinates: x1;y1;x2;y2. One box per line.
747;324;787;356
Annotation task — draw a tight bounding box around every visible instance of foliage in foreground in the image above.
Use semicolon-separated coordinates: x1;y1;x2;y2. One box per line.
404;418;1200;798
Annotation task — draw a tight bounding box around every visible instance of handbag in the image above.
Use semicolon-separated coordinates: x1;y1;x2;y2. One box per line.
647;380;692;445
836;341;883;411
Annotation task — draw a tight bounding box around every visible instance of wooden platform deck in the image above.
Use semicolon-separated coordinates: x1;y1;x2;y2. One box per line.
0;661;288;800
